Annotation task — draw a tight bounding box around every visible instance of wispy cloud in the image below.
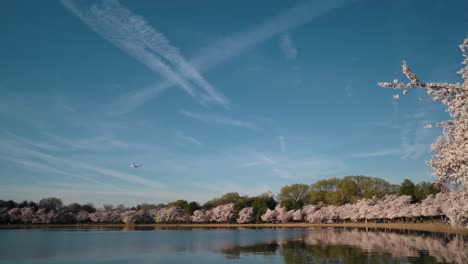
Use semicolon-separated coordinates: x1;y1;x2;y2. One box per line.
273;168;293;179
61;0;228;108
351;149;402;158
176;131;203;146
280;34;298;60
0;155;124;191
0;135;164;189
239;152;347;180
108;0;352;113
279;135;286;152
400;120;431;160
240;154;276;168
358;106;435;160
192;0;349;70
179;110;256;129
0;129;59;151
345;83;353;97
42;132;130;152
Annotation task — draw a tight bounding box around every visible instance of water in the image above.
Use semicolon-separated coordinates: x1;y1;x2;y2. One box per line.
0;227;467;264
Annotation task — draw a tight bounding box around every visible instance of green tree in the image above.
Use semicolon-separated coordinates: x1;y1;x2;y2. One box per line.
187;201;201;215
167;200;189;209
308;178;340;205
234;196;255;218
0;200;18;209
414;181;440;202
399;179;416;198
342;175;398;198
80;203;96;213
203;192;241;208
308;176;398;206
251;193;277;223
18;200;38;210
38;197;63;212
67;202;82;214
338;178;360;204
279;184;310;210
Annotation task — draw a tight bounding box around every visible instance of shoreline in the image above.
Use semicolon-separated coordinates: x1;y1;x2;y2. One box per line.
2;222;467;235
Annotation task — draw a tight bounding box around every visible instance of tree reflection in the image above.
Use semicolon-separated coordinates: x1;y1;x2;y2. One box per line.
220;228;467;263
222;242;278;259
281;241;400;264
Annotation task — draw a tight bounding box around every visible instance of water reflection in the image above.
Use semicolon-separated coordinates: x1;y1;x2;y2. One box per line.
221;228;468;264
0;227;466;263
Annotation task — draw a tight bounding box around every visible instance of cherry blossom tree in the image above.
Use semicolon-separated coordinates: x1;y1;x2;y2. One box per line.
211;203;235;223
378;38;468;188
19;207;35;224
261;207;278;223
237;207;254;224
152;206;189;223
441;189;468;228
77;210;91;223
7;208;21;223
91;210;123;224
276;206;294;223
191;209;212;223
302;204;320;221
260;205;294;223
292;209;303;221
121;210;153;224
32;208;47;224
45;210;59;224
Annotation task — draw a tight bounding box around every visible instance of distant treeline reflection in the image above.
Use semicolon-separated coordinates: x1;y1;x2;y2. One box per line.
222;228;468;264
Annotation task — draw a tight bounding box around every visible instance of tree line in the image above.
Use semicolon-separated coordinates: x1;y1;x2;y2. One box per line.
2;175;460;227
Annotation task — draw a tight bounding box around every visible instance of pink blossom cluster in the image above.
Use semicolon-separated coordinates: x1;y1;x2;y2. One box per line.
299;193;468;228
191;203;235;223
237;207;254;223
1;192;467;227
260;205;297;223
378;38;468;187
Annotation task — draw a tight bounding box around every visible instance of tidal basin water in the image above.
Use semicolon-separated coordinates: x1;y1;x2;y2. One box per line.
1;227;467;264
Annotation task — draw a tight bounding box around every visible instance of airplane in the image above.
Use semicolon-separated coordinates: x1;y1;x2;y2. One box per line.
130;163;142;168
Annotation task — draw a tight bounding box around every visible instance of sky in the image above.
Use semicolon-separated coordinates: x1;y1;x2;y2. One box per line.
0;0;467;206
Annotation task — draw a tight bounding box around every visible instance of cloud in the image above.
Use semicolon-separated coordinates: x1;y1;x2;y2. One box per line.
192;0;350;70
351;149;402;158
0;155;124;191
107;0;352;113
345;83;353;97
42;132;130;152
279;136;286;152
176;131;203;146
273;168;294;179
0;136;164;189
279;34;298;60
400;121;431;160
61;0;228;108
356;106;435;160
239;152;347;180
0;129;59;151
179;110;256;129
240;154;276;168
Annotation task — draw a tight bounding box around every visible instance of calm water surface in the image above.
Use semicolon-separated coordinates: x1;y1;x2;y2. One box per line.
0;227;467;264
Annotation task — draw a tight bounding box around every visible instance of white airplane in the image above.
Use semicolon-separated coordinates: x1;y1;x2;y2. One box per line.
130;163;142;168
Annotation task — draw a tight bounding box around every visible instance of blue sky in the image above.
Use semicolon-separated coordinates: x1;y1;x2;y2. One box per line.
0;0;467;206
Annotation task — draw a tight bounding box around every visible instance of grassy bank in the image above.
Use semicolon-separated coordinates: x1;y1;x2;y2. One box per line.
2;222;467;235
